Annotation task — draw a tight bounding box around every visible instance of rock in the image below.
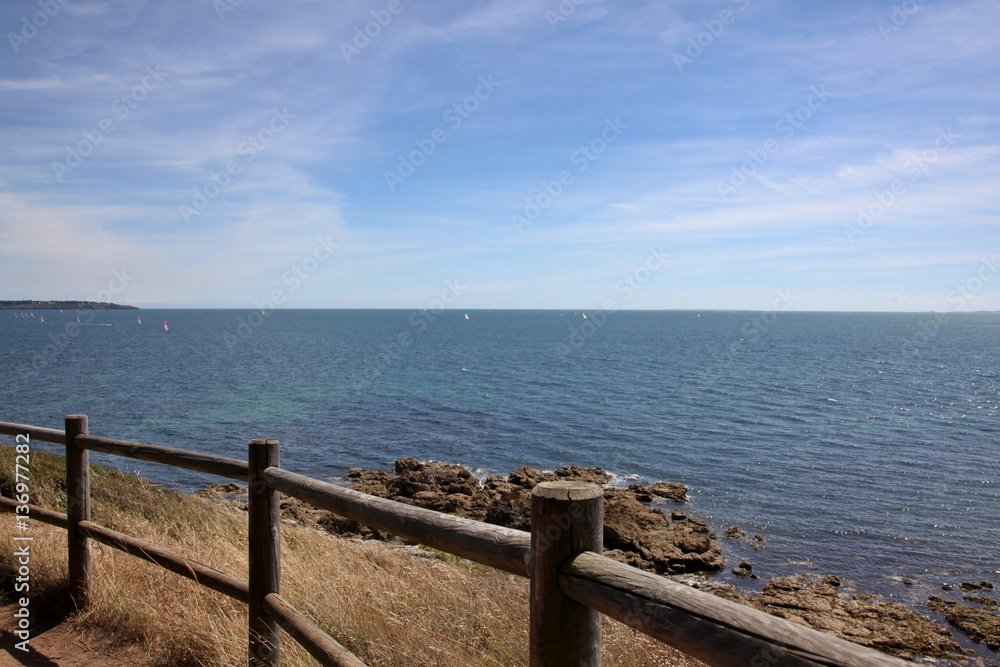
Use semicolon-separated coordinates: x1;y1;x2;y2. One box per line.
964;595;1000;608
601;491;724;574
725;525;746;540
395;457;424;473
196;482;243;498
340;458;723;576
927;595;950;614
734;576;969;660
942;584;955;591
942;603;1000;651
733;561;753;577
508;466;548;488
279;496;327;525
316;513;388;541
628;484;654;503
691;581;744;603
960;581;995;592
650;481;688;502
553;464;612;485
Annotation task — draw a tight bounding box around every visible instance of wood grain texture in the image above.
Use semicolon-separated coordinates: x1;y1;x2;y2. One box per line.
249;438;281;667
560;551;912;667
262;467;532;577
0;421;67;445
264;593;369;667
75;434;249;481
65;415;91;611
530;481;603;667
78;520;249;603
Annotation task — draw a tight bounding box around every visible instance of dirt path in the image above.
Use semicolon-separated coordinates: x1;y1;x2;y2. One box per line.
0;604;133;667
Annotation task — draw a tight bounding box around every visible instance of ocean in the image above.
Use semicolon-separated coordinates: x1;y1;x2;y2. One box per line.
2;308;997;618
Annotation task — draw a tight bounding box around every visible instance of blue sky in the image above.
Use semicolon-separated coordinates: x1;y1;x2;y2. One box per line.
1;0;997;311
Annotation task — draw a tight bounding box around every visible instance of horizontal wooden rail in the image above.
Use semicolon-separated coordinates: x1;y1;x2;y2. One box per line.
1;423;925;667
78;520;250;603
262;467;532;578
76;434;249;481
264;593;368;667
560;551;911;667
0;495;69;529
0;421;67;445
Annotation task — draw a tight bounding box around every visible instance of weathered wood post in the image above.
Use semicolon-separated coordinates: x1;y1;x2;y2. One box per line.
65;414;91;610
248;439;281;667
530;481;604;666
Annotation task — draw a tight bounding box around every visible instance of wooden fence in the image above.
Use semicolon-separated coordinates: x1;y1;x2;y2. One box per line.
0;415;912;666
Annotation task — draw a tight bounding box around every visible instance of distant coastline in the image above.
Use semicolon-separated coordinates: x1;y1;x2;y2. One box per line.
0;300;138;310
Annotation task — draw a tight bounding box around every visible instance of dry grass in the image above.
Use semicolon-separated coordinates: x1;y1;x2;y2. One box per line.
0;443;701;666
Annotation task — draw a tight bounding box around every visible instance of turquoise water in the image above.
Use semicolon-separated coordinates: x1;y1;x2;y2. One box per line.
2;308;998;610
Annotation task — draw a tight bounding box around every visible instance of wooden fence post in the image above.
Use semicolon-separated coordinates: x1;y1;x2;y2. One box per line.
530;481;603;667
65;414;90;610
248;438;281;667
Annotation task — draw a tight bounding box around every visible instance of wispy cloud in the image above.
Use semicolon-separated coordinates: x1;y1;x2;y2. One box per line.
0;0;997;310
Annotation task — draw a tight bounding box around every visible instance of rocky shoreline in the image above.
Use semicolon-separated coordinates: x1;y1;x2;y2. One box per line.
199;459;999;664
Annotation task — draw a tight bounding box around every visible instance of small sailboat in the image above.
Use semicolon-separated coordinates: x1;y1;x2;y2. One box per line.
137;317;142;325
76;316;81;323
582;312;588;320
465;313;469;320
163;321;169;333
39;315;44;323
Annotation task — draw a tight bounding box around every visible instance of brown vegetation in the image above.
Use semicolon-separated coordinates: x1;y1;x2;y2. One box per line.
0;445;702;666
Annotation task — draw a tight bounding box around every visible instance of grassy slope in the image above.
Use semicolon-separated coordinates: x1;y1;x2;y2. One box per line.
0;443;699;667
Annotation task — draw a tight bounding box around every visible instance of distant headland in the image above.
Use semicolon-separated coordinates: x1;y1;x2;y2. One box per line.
0;300;138;310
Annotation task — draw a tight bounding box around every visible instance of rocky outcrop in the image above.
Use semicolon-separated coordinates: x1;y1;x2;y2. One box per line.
196;462;976;663
345;459;723;575
929;595;1000;652
196;481;243;498
693;576;970;661
756;577;967;660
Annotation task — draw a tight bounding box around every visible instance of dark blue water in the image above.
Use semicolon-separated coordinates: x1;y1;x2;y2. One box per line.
2;308;997;608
